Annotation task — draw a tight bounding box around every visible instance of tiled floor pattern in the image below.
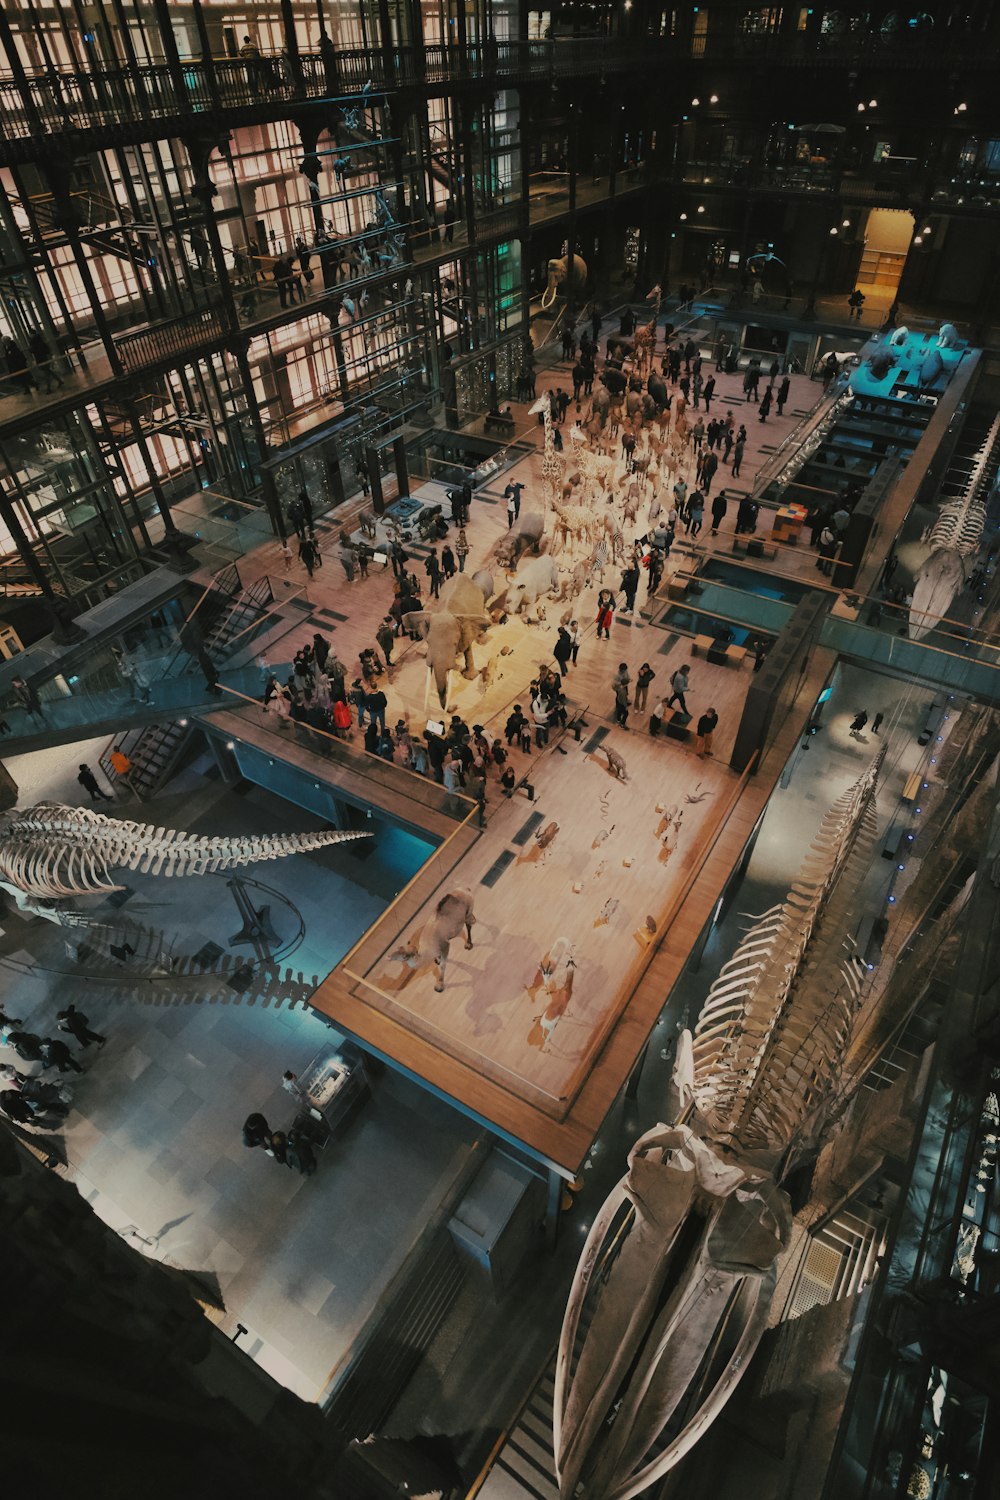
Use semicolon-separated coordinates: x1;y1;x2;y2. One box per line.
0;767;478;1401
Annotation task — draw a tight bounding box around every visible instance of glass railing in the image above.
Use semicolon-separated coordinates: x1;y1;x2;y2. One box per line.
660;554;1000;705
0;620;279;747
170;492;275;567
216;686;479;826
0;40;662;139
821;613;1000;702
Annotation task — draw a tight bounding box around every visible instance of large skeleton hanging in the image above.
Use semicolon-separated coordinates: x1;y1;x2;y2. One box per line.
909;412;998;641
0;803;371;926
554;754;883;1500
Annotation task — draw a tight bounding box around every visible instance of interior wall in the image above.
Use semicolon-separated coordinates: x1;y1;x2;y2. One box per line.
864;207;913;254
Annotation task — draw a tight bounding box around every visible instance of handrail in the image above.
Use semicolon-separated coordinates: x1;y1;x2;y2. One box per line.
216;682;479;820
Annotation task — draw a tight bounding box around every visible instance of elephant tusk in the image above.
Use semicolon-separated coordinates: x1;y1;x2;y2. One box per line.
541;285;556;310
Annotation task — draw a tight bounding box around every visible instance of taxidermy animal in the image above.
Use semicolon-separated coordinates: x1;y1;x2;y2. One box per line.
599;745;628;782
403;575;492;708
526;937;576;1050
506;556;561;614
518;820;559;864
541;252;588;310
389;888;475;993
495;511;546;569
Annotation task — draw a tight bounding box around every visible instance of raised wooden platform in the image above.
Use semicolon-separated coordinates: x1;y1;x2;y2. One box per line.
310;650;833;1174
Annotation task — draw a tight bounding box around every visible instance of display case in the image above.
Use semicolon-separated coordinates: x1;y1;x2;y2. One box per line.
296;1045;370;1134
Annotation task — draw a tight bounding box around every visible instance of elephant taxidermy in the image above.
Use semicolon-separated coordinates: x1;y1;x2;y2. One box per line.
402;574;492;708
541;253;588;311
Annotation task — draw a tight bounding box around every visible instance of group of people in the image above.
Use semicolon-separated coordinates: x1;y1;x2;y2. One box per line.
242;1108;318;1177
0;1003;108;1129
3;332;66;398
605;657;718;755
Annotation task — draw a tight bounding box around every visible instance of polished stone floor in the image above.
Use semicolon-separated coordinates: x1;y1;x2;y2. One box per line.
0;749;478;1402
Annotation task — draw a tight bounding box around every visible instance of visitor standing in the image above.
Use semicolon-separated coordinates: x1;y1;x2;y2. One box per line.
695;707;718;758
758;384;773;422
57;1005;106;1048
620;559;640;613
666;662;691;713
731;431;746;479
595;589;616;640
685;490;704;537
77;764;112;803
376;617;395;666
39;1037;83;1074
634;663;656;713
612;663;630;728
776;374;790;416
455;527;470;571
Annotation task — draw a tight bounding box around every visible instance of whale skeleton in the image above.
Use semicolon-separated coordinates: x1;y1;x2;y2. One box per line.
909;412;1000;641
554;753;883;1500
0;801;371;924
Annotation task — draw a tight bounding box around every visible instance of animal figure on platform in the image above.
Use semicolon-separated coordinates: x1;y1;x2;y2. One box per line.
596;744;628;782
389;888;476;992
495;510;546;569
550;499;596;557
633;320;657;373
507;555;561;613
530;393;565;505
526;937;577;1050
541;252;588;311
403;575;492;708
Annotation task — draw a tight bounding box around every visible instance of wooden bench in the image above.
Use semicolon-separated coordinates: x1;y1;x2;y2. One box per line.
661;708;692;741
693;635;748;668
900;769;923;804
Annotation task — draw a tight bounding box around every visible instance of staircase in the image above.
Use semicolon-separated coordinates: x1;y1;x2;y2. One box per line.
784;1206;886;1322
479;1358;560;1500
100;719;193;799
200;575;276;660
324;1227;468;1440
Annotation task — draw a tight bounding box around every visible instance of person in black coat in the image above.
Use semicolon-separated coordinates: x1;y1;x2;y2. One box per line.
553;627;573;673
39;1037;83;1073
57;1005;106;1048
242;1113;272;1150
286;1127;317;1175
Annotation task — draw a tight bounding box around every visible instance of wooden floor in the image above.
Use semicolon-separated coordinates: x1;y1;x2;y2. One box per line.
232;324;838;1172
343;721;739;1115
311;643;832;1172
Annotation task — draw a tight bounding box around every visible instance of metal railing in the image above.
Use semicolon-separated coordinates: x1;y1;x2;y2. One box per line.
114;305;227;372
0;39;664;140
